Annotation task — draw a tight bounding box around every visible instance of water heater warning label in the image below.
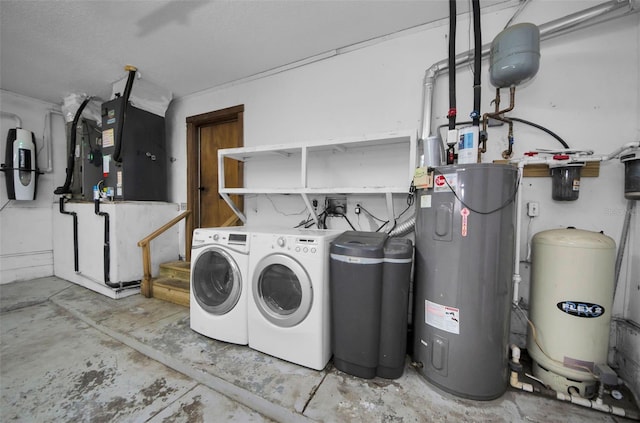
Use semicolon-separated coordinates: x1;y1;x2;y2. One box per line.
425;300;460;334
433;173;457;193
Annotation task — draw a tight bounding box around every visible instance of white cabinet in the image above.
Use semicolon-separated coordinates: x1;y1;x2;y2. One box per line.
218;130;417;225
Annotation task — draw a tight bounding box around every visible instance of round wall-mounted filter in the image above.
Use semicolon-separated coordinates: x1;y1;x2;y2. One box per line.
620;149;640;200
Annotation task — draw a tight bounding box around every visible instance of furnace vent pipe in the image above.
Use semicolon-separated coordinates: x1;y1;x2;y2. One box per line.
419;0;638;141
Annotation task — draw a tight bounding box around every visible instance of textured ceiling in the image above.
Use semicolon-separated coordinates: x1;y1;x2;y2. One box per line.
0;0;510;106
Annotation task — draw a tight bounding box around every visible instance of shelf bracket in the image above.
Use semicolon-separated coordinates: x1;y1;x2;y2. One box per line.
300;193;319;228
219;192;247;224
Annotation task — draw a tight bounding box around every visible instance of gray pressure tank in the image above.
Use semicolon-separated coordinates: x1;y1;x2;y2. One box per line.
490;23;540;88
412;163;517;400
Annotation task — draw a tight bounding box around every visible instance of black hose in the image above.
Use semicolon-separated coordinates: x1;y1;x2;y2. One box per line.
438;118;571;149
54;97;91;195
472;0;482;127
59;197;79;272
113;68;137;163
448;0;457;131
509;117;570;148
94;199;140;289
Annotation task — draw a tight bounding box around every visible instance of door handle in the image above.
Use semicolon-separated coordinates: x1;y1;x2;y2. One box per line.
198;186;206;191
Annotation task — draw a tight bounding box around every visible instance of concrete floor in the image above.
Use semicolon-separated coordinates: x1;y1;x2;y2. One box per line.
0;277;635;423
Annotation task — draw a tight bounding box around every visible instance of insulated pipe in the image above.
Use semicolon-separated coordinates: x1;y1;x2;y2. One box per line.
113;65;138;163
447;0;457;131
94;199;140;289
419;0;637;141
59;196;79;273
471;0;482;127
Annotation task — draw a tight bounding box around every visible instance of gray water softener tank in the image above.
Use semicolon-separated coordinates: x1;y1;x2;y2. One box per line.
330;231;388;379
377;237;413;379
412;163;517;400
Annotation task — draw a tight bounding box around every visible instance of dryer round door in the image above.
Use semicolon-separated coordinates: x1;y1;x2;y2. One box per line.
192;247;242;315
252;254;312;328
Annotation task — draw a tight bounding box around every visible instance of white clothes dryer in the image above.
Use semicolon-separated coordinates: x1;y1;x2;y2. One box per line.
247;228;344;370
190;227;251;345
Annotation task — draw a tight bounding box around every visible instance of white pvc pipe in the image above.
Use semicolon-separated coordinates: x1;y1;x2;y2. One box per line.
44;109;64;173
0;111;22;128
512;162;525;304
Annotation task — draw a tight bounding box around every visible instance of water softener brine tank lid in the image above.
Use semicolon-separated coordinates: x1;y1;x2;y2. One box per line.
489;23;540;88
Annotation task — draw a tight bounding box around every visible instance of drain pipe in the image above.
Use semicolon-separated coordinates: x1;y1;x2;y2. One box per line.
59;196;79;273
509;346;640;420
94;199;140;289
614;200;635;298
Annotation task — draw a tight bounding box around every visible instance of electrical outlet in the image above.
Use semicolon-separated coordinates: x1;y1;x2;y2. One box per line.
326;196;347;216
527;202;539;217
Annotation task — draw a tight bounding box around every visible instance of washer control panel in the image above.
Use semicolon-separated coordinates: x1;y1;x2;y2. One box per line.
270;235;318;255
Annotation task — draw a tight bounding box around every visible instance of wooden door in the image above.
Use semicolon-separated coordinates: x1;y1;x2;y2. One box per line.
186;105;244;260
199;121;242;228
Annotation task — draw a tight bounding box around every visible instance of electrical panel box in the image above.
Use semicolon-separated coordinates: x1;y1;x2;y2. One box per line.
100;97;167;201
69;118;103;201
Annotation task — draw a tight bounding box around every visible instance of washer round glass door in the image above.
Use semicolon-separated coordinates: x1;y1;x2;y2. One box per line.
192;247;242;315
252;254;312;328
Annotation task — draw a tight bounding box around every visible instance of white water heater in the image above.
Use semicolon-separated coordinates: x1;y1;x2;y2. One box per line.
527;228;615;398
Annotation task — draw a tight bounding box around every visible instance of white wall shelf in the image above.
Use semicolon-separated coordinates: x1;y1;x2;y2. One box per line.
218;130;417;225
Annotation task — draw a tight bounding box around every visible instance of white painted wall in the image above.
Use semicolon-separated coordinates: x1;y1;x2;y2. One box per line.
0;90;67;283
167;1;639;390
1;0;638;393
168;1;639;318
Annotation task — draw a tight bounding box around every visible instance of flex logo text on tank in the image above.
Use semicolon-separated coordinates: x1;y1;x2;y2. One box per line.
557;301;604;318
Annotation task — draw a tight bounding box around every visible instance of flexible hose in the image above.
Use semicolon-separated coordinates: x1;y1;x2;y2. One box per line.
113;67;137;162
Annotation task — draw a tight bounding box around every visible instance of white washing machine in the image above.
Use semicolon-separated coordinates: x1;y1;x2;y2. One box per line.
190;227;251;345
247;228;344;370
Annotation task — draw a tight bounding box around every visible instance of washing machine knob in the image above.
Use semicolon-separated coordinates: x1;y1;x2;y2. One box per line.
213;234;219;241
277;237;285;247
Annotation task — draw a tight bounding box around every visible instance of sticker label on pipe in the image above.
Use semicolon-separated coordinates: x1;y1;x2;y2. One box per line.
425;300;460;335
461;207;470;237
433;173;457;193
